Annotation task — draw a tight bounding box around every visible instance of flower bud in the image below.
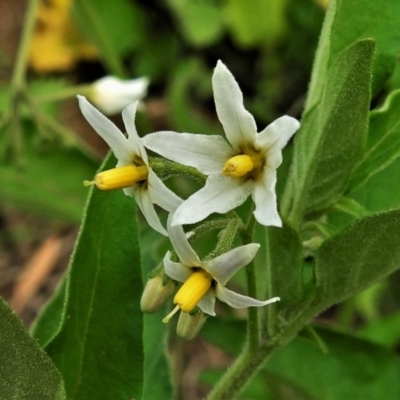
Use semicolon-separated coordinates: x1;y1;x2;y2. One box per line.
176;309;207;340
89;76;149;115
141;275;175;314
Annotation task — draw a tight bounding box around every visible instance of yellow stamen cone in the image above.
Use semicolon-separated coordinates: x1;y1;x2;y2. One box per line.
173;270;212;313
222;155;254;178
85;165;148;191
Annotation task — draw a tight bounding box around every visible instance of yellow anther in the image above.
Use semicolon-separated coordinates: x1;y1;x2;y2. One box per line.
84;164;148;191
222;155;254;178
173;270;212;313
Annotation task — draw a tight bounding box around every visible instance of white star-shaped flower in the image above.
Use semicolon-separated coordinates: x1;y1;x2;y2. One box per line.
90;76;149;115
143;60;300;227
78;95;181;236
162;214;280;322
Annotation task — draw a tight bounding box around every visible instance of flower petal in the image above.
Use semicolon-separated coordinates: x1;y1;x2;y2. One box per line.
134;188;168;236
77;95;132;164
147;169;182;212
197;290;216;316
122;101;149;164
163;252;191;283
172;174;253;226
252;168;282;227
142;131;232;175
212;61;257;150
257;116;300;151
216;285;280;308
167;214;202;266
205;243;260;286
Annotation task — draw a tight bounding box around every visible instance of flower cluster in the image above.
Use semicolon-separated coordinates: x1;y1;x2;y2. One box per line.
79;60;300;338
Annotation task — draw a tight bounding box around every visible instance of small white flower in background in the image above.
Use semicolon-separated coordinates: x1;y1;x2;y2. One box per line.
143;61;300;227
89;76;149;115
162;214;280;323
78;95;181;236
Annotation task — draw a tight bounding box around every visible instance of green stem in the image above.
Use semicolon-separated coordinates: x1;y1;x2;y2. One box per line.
149;157;206;184
207;306;315;399
35;84;93;104
10;0;40;92
242;213;259;352
206;345;273;400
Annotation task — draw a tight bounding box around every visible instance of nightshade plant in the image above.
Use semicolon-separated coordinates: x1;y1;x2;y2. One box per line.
3;1;400;400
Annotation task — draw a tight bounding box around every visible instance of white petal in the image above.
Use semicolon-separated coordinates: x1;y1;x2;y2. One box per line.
78;95;133;164
212;61;257;150
252;169;282;227
172;174;253;226
197;290;216;316
134;188;168;236
142;131;232;175
163;252;191;283
216;285;280;308
167;214;201;266
147;169;182;212
205;244;260;286
257;116;300;151
122;102;149;164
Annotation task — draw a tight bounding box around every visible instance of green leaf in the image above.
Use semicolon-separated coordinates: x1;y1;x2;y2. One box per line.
284;39;374;224
267;327;400;400
31;278;67;348
312;209;400;314
0;126;97;223
140;228;173;399
307;0;400;109
166;0;224;47
223;0;287;47
264;223;307;330
0;296;66;400
349;89;400;191
349;155;400;212
45;154;144;400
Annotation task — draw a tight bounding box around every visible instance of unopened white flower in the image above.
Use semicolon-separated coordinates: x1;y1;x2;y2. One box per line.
78;95;181;236
90;76;149;115
143;61;300;227
162;214;280;322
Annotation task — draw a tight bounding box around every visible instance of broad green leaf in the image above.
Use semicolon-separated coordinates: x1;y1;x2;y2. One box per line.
140;228;173;399
264;223;307;330
284;39;374;224
166;0;224;47
312;209;400;314
0;297;65;400
307;0;400;110
349;89;400;191
223;0;287;47
267;327;400;400
31;278;67;348
349;155;400;212
0;126;97;223
45;154;144;400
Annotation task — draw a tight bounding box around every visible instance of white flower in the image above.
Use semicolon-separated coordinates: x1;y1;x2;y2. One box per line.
90;76;149;115
78;95;181;236
142;61;300;227
162;214;280;322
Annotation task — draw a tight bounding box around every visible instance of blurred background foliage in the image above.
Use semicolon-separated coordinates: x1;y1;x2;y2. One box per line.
0;0;325;223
